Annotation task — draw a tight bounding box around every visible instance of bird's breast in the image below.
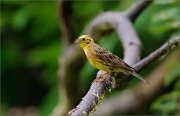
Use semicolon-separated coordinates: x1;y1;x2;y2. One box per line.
84;48;111;72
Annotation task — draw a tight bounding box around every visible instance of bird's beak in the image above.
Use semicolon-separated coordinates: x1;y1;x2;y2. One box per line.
74;39;80;44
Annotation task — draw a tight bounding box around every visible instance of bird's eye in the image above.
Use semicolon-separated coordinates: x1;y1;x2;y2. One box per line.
82;38;85;41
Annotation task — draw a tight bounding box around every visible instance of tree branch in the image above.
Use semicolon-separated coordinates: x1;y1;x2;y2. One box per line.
124;0;152;22
68;37;180;115
68;74;113;116
59;0;75;45
134;36;180;71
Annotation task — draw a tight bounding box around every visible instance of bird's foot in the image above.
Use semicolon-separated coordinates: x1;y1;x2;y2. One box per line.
94;72;110;83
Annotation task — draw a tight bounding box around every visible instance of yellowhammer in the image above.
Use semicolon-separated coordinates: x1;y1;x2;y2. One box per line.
75;35;149;84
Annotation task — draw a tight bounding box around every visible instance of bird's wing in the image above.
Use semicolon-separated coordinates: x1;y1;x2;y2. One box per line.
93;44;132;71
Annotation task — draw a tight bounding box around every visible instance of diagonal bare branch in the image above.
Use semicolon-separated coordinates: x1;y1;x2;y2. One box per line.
134;36;180;71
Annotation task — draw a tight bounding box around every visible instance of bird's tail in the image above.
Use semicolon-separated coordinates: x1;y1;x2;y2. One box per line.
128;71;150;84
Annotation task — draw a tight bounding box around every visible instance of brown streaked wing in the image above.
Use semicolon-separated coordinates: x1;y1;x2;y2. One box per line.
93;43;127;70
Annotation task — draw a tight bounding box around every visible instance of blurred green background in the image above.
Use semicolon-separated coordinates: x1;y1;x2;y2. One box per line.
1;0;180;115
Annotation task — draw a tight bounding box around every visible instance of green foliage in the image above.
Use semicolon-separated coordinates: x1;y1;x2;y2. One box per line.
135;0;179;58
151;86;180;115
150;50;180;115
165;61;180;86
1;1;60;115
150;0;180;34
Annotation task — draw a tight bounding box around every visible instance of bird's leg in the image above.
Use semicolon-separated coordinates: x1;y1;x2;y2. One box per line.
94;72;110;82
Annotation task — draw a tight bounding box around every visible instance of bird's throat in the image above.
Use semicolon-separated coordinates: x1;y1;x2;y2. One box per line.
83;44;92;53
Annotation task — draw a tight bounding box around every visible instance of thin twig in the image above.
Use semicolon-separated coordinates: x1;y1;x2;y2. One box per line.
134;37;180;71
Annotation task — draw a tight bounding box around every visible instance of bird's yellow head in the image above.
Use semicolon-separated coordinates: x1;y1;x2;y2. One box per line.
75;35;94;48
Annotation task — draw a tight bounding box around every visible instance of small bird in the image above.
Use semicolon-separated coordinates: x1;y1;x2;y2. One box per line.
75;35;149;84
